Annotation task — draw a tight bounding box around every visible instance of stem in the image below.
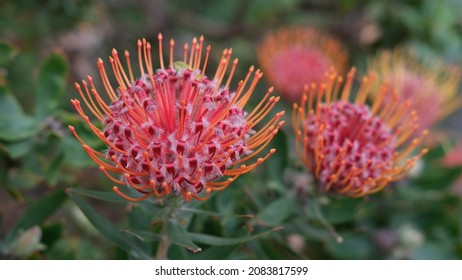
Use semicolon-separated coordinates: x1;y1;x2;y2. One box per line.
155;197;183;260
155;218;170;260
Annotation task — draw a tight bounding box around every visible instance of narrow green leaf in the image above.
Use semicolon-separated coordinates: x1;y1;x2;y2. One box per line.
35;51;68;119
68;189;151;259
179;207;254;219
190;226;283;246
167;219;202;253
0;41;18;65
7;189;67;243
67;188;129;204
0;85;40;142
256;194;297;226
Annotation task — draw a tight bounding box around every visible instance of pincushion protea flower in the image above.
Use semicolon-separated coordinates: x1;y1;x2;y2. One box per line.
292;68;428;197
368;47;461;136
69;34;284;202
257;26;348;102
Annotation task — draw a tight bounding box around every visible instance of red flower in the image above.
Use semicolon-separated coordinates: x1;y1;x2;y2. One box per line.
257;26;348;101
292;68;427;197
69;34;284;202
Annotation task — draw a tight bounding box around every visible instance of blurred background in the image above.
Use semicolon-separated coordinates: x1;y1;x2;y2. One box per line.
1;0;462;260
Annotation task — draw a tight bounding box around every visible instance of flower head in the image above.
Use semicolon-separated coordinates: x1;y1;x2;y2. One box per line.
292;68;427;197
69;34;284;202
257;26;348;101
367;47;461;135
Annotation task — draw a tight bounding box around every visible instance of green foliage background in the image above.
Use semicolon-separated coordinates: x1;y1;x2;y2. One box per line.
1;0;462;259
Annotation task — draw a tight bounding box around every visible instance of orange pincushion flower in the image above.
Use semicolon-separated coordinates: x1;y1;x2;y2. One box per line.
367;47;461;135
69;34;284;202
257;26;348;101
292;68;428;197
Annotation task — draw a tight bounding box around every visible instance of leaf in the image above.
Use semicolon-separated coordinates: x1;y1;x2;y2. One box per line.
245;0;299;24
167;218;202;253
0;85;40;142
0;139;34;159
321;199;360;224
256;194;297;226
265;130;288;183
179;207;254;219
0;41;18;65
68;189;151;259
411;242;456;260
190;226;283;246
325;235;372;259
67;188;129;204
7;188;67;243
35;51;68;119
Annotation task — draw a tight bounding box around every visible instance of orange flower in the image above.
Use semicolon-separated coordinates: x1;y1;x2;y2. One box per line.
367;47;461;136
292;68;427;197
257;26;348;101
69;34;284;202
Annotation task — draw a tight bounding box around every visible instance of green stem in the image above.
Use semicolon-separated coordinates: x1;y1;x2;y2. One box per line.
155;218;170;260
155;197;182;260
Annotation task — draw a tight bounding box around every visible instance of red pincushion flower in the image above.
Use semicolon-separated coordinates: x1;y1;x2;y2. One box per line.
292;68;428;196
368;47;461;136
69;34;284;202
257;26;348;102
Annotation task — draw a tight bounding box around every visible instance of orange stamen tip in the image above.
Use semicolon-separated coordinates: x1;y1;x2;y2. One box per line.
158;33;162;40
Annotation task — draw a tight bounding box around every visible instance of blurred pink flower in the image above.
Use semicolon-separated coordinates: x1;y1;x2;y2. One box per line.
368;47;461;136
257;26;348;102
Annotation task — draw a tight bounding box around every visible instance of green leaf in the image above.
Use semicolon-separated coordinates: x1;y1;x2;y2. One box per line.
0;41;18;65
256;194;297;226
265;130;288;183
411;242;456;260
179;207;254;219
35;51;68;119
321;199;360;224
0;85;40;142
325;235;372;259
68;189;151;259
167;219;202;253
67;188;129;204
0;139;34;159
190;226;283;246
7;189;67;243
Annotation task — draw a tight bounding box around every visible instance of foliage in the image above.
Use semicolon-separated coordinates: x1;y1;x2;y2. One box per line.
1;0;462;260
